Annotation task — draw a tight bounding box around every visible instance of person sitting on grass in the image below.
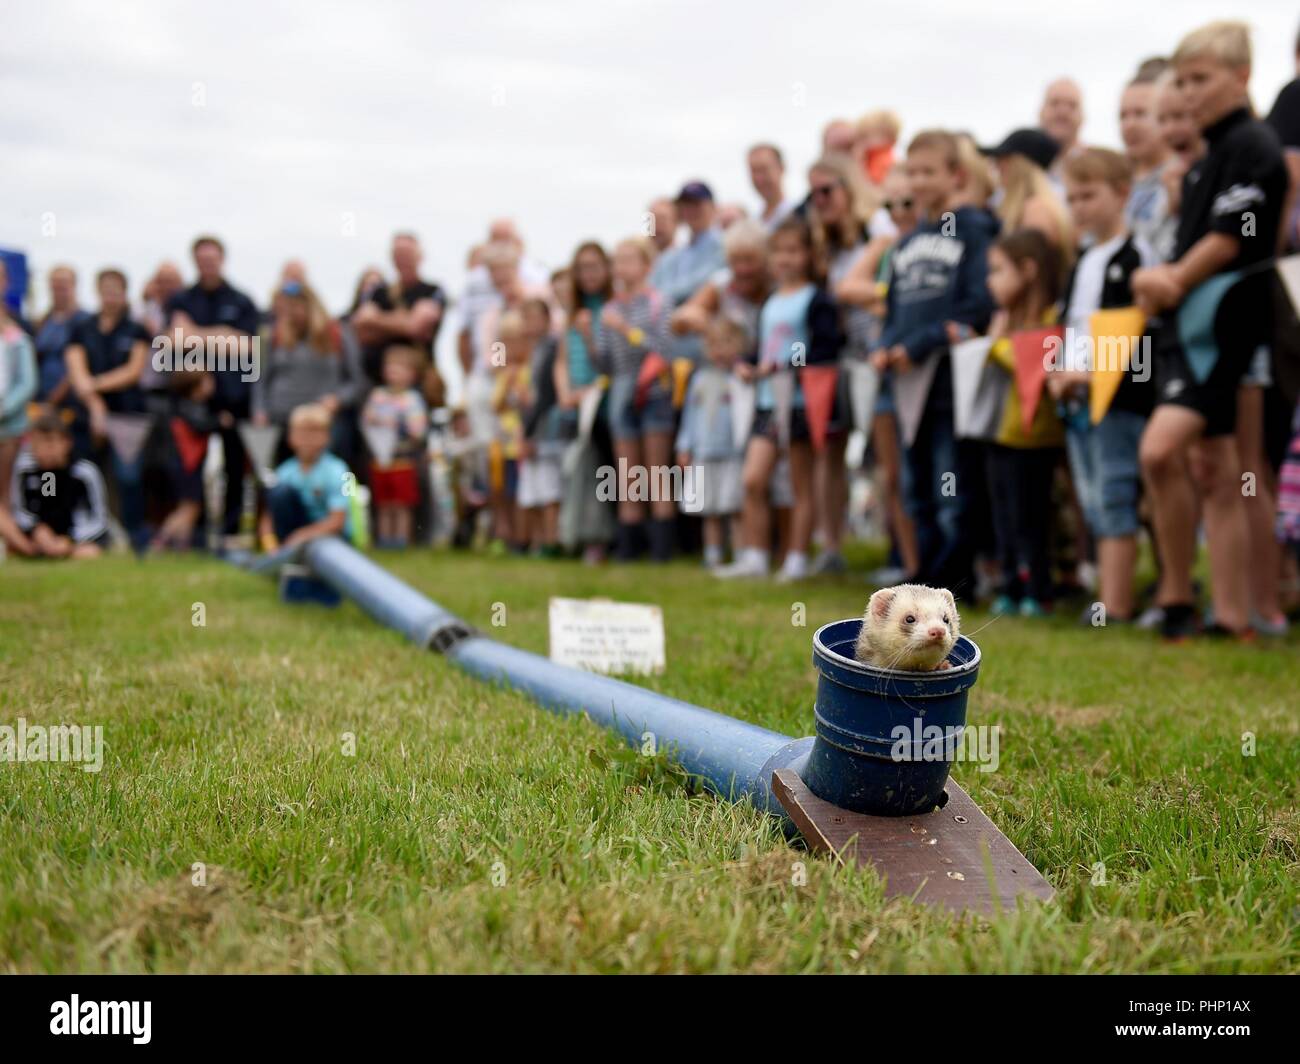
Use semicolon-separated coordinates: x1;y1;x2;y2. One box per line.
258;403;351;551
2;411;110;559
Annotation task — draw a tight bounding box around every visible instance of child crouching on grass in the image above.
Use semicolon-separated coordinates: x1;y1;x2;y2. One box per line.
362;345;428;548
676;316;747;568
259;403;351;550
2;411;109;559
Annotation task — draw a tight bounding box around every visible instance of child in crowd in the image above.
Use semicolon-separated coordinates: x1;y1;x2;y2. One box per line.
518;297;563;556
445;405;488;548
719;215;841;581
981;229;1066;615
361;345;428;548
1153;69;1205;220
1119;76;1175;261
2;412;109;559
1133;20;1287;640
490;308;530;551
1053;148;1158;621
150;369;216;551
870;129;997;597
594;236;674;561
259;403;351;549
0;271;38;508
856;109;902;186
676;317;748;568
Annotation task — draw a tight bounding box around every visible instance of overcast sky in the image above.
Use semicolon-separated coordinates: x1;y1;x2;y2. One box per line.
3;0;1296;386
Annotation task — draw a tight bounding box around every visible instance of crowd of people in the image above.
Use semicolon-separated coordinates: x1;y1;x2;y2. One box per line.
3;18;1300;643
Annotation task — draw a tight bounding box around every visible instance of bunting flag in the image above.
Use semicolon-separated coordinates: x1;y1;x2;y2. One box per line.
672;357;694;408
102;413;153;467
892;352;942;448
950;336;1002;440
238;422;281;482
695;368;728;433
170;417;209;475
1087;307;1146;424
1011;326;1061;435
846;359;879;434
362;424;399;467
800;365;839;451
729;376;756;449
577;379;604;443
769;370;795;449
1275;254;1300;407
1277;253;1300;316
1177;271;1243;384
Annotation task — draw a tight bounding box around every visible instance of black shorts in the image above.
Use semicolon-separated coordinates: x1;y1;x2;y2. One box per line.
752;406;811;445
1153;333;1248;439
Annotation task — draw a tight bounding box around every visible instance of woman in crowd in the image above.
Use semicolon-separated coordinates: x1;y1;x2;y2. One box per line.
807;152;878;574
252;281;363;463
0;258;38;527
556;241;617;563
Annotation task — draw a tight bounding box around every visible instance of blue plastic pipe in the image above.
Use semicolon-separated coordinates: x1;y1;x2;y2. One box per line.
299;538;811;814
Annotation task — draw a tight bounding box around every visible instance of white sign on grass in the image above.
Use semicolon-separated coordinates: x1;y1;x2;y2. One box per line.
548;597;665;675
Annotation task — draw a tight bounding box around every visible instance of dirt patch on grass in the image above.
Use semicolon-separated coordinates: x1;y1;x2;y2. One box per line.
97;865;251;960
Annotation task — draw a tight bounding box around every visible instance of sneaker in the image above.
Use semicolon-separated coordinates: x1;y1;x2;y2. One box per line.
1135;604;1165;631
867;565;909;586
776;554;810;583
715;551;769;579
1250;612;1289;637
1158;603;1199;642
1019;598;1048;619
990;594;1017;616
810;551;847;576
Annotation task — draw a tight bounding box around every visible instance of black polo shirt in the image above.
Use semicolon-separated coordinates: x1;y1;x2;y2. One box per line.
361;279;447;383
1267;78;1300;150
70;313;150;414
165;279;260;415
1174;106;1286;269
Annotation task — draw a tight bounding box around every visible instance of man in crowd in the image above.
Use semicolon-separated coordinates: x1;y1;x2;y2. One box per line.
33;264;91;409
353;231;447;389
166;235;260;546
748;144;797;231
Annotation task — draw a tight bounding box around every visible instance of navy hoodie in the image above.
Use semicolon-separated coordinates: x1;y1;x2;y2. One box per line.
879;206;998;367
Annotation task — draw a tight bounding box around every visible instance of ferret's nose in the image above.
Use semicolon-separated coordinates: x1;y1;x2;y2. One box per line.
926;625;946;642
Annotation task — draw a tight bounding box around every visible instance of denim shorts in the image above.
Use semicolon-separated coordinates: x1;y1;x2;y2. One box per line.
1065;407;1145;539
606;372;676;441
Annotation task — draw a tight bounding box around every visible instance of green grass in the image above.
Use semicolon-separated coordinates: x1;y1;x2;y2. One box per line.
1;547;1297;973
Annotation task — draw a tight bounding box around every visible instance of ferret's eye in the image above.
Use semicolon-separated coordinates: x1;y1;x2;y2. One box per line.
942;615;949;624
904;614;916;624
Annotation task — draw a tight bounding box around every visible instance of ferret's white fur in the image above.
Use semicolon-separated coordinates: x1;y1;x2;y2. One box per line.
854;584;959;671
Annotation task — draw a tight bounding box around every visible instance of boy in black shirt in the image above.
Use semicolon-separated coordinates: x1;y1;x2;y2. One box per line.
2;413;110;559
1133;20;1287;640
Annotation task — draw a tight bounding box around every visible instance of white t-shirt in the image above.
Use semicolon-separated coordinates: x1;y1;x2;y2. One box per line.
1063;232;1157;371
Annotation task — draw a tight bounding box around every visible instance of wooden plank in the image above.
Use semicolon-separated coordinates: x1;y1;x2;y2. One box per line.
772;769;1054;916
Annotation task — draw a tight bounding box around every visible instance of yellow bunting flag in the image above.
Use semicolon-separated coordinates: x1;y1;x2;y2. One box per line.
1087;307;1145;424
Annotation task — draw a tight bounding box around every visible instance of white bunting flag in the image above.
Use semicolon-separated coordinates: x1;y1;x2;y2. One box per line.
362;424;399;467
102;413;153;466
950;336;1004;441
846;359;880;434
238;422;281;482
892;353;943;448
729;376;755;449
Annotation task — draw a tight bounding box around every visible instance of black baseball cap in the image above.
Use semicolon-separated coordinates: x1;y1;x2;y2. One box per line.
982;128;1061;171
675;181;714;203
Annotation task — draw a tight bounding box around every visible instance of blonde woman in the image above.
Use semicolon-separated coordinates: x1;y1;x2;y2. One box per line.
252;281;362;461
987;129;1075;271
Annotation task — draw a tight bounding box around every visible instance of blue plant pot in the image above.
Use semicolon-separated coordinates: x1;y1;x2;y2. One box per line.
805;618;982;816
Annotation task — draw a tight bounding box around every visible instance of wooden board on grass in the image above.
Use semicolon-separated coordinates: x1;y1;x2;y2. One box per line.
772;769;1054;916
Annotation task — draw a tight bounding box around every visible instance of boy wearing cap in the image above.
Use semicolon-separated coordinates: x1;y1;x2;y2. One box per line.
1133;20;1286;640
650;182;726;309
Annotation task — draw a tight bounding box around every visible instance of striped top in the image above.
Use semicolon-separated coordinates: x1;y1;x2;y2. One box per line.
593;288;669;379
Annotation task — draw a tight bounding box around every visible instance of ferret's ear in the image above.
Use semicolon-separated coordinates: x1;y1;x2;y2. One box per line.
940;588;957;614
868;588;895;621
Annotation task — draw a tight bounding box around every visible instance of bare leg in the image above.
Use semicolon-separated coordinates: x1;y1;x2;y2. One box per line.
1236;386;1284;625
1189;435;1251;631
815;433;848;555
642;430;677;521
788;441;816;555
739;437;777;551
1097;535;1138;619
1139;406;1203;607
614;438;645;525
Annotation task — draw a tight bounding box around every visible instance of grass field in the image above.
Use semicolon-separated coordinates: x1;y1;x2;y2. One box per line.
1;548;1298;973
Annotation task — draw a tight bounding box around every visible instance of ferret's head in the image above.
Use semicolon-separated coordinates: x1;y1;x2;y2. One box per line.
864;584;960;670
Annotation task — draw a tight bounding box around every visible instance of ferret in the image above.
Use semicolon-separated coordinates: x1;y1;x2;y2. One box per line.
854;584;959;671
